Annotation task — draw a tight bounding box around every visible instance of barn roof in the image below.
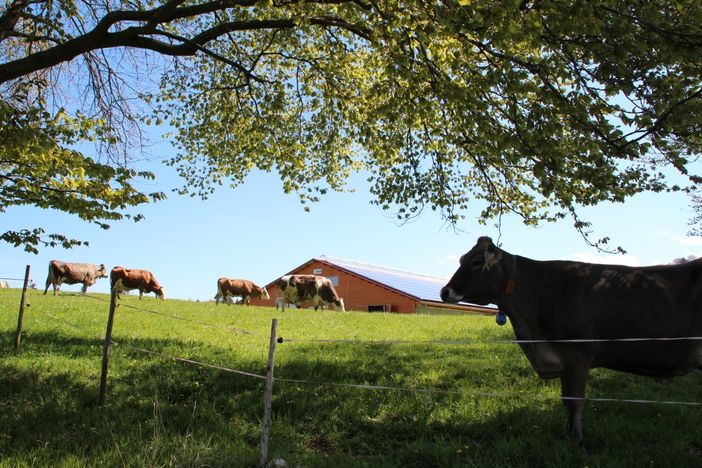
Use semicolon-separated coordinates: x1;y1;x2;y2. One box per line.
317;256;449;303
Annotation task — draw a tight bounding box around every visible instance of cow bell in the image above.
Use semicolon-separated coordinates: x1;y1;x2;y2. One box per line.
496;310;507;326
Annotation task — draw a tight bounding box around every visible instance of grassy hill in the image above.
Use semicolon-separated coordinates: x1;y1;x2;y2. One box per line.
1;288;701;466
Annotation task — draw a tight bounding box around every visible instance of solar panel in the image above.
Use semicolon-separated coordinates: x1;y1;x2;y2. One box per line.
319;257;448;302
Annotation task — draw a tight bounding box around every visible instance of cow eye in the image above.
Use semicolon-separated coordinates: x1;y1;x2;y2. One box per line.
469;256;483;268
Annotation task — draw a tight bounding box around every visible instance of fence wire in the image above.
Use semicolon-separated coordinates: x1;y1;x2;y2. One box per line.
42;309;267;380
115;341;267;380
64;292;257;336
27;294;702;408
278;336;702;345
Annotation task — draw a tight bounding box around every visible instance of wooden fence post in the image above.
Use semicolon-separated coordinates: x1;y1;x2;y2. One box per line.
14;265;31;352
259;318;278;467
99;289;118;405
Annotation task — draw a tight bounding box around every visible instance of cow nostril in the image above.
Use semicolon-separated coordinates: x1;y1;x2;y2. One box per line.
440;287;449;301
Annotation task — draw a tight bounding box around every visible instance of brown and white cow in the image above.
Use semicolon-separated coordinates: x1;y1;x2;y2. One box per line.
214;277;270;305
440;236;702;445
276;274;345;312
44;260;107;295
110;266;165;300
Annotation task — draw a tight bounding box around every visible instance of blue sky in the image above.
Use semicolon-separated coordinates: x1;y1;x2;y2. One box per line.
3;151;702;301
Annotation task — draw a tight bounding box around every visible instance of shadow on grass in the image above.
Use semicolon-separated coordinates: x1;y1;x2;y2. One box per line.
1;329;701;466
271;341;702;467
0;330;265;466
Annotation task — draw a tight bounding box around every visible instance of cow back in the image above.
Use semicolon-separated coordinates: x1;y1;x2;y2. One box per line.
219;278;254;296
50;261;105;283
111;267;163;295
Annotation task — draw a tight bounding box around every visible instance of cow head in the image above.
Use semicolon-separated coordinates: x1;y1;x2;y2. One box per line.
154;286;166;300
98;264;108;278
276;276;291;291
440;236;508;306
337;297;345;313
258;286;271;300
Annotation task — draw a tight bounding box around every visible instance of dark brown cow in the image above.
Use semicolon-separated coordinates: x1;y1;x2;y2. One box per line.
44;260;107;295
214;277;270;305
276;274;345;312
440;236;702;445
110;266;165;300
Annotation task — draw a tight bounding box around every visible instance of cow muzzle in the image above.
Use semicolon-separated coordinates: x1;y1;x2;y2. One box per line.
440;286;461;303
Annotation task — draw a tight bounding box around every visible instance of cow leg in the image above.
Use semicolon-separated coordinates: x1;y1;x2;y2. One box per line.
54;277;64;295
560;369;588;445
139;289;144;300
81;283;88;295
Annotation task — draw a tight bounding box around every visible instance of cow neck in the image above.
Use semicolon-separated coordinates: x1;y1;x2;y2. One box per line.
495;252;518;318
504;252;518;295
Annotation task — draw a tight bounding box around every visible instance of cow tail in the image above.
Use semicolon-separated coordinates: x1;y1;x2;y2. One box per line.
44;263;56;295
215;281;223;304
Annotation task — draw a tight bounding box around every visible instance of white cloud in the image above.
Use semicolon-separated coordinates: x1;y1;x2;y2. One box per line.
673;235;702;247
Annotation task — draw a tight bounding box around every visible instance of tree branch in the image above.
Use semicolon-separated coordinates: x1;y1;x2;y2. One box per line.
0;0;32;42
0;0;372;84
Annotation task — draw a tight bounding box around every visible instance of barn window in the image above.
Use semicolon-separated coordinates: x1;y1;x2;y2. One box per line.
313;268;322;274
367;304;392;312
326;275;339;286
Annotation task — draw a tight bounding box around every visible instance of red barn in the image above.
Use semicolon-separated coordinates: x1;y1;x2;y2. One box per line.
250;256;494;315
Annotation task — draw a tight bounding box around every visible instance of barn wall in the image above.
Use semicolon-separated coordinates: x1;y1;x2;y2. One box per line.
249;260;418;313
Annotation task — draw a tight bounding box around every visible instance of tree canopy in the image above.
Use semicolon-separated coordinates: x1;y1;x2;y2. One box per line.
2;0;702;252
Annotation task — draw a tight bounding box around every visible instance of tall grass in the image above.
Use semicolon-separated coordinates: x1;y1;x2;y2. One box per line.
1;288;701;467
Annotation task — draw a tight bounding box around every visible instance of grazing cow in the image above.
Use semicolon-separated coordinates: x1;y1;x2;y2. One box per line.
44;260;107;295
214;277;270;305
276;274;345;312
440;236;702;445
0;280;8;288
110;266;165;300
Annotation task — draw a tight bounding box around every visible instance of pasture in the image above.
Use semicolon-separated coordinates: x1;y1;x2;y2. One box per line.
1;288;701;467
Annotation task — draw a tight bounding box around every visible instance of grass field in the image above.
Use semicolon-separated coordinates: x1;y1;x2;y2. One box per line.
1;288;701;467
